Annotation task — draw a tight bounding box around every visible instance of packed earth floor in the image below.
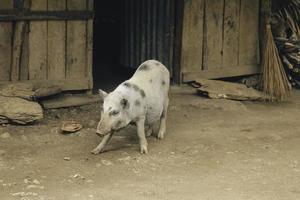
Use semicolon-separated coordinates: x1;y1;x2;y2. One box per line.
1;86;300;200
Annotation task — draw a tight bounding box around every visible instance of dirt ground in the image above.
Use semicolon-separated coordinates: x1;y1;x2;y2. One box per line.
1;86;300;200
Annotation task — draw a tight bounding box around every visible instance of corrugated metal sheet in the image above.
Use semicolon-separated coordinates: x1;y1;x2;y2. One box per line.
120;0;176;75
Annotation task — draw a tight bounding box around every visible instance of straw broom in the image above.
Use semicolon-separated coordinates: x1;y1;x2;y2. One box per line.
261;24;291;101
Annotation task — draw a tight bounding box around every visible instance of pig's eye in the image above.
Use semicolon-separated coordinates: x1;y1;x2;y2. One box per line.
110;110;120;116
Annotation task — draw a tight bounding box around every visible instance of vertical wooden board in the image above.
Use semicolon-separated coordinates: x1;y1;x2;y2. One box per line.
124;0;130;66
0;0;13;81
66;0;87;79
86;0;94;89
157;0;165;63
181;0;204;73
20;23;30;81
11;21;26;81
151;0;158;59
135;0;141;65
28;0;47;80
163;0;171;68
129;0;135;68
239;0;260;65
140;0;146;63
223;0;240;68
19;0;31;81
205;0;224;69
48;0;66;80
146;0;152;59
168;0;175;74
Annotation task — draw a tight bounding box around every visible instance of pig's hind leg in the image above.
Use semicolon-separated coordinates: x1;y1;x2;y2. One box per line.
158;97;169;139
145;124;153;137
91;132;113;154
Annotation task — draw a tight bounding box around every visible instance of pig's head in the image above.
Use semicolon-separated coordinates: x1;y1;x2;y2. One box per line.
96;89;131;136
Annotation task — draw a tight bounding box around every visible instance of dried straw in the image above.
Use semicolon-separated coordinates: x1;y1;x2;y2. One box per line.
261;24;291;101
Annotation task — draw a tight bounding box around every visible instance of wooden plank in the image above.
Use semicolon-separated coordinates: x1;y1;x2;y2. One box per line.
181;0;204;73
0;0;13;81
11;21;26;81
182;64;260;81
41;95;100;109
47;0;66;80
223;0;240;68
146;0;152;59
168;0;175;75
136;0;141;65
157;0;165;63
140;0;147;63
129;0;135;67
124;0;130;66
239;0;260;65
172;0;184;83
28;0;47;80
0;78;91;91
204;0;224;69
20;22;30;80
86;0;94;89
0;10;94;21
151;0;158;59
66;0;87;79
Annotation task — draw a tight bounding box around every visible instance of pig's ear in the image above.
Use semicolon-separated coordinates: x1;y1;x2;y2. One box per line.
98;89;108;100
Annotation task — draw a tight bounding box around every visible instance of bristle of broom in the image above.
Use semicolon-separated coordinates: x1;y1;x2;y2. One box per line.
261;24;291;101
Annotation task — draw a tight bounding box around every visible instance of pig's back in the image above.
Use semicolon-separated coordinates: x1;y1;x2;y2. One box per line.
130;60;170;124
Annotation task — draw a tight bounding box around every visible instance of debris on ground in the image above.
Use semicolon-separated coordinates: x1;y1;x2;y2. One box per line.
61;121;83;133
194;79;269;101
64;157;71;161
0;132;11;139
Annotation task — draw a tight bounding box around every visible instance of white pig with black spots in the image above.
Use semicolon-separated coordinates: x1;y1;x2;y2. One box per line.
91;60;170;154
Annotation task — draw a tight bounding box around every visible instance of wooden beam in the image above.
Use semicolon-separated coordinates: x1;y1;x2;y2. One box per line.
0;10;94;21
182;64;260;81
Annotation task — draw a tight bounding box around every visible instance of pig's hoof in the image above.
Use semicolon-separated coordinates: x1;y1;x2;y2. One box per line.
91;149;102;155
157;131;165;140
140;145;148;154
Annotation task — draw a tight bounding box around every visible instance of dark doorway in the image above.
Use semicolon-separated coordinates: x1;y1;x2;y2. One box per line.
93;0;183;91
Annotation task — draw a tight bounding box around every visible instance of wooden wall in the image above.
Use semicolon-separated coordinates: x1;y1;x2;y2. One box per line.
0;0;94;91
120;0;176;76
181;0;260;81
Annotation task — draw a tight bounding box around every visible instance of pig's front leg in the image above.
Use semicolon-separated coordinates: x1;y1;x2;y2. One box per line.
91;132;113;154
136;116;148;154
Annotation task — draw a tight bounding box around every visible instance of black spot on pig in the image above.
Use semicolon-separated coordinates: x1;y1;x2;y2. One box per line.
140;89;146;98
131;83;146;98
123;82;131;88
138;64;150;71
161;80;166;85
149;79;153;83
135;100;141;106
155;62;160;66
120;98;130;109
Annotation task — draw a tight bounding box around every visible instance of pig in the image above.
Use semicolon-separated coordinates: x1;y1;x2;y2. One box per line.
91;60;170;154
